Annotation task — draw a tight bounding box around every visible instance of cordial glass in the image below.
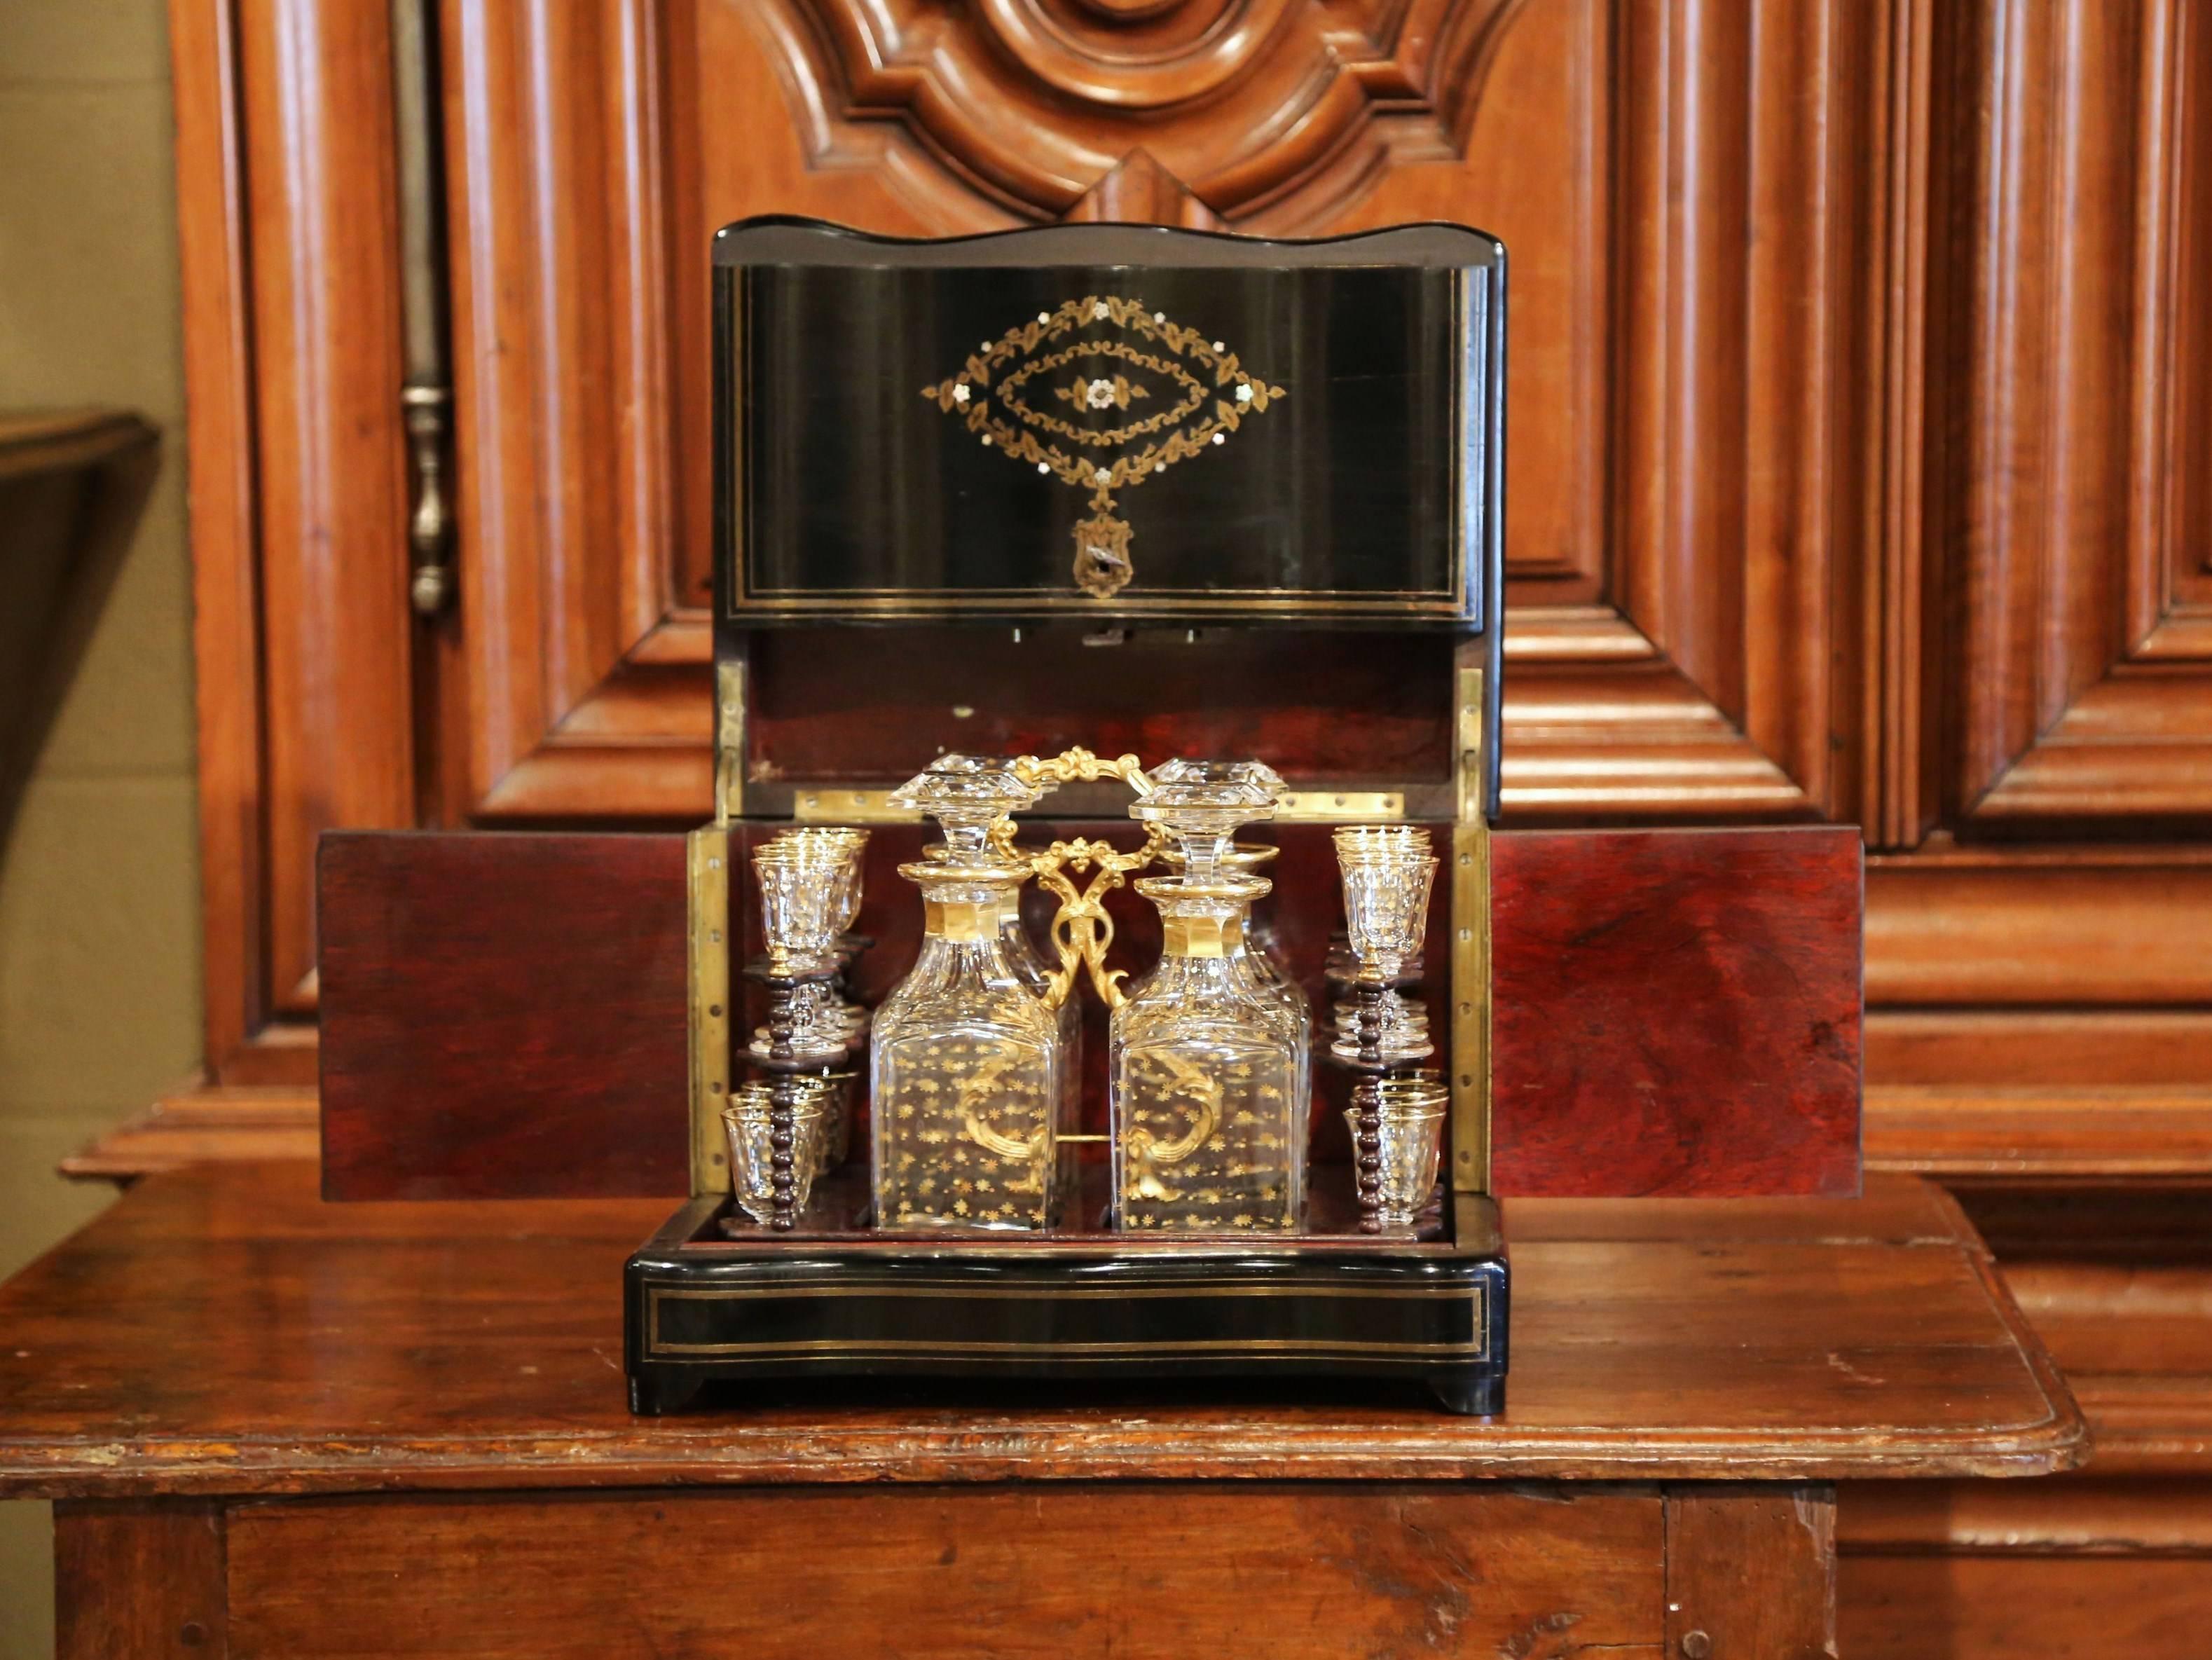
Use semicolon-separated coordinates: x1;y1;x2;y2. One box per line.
1334;834;1438;985
723;1083;830;1225
1345;1076;1448;1230
770;825;870;931
753;837;847;975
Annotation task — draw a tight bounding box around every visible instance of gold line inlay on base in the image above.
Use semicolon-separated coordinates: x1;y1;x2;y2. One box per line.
652;1341;1489;1361
644;1284;1490;1360
650;1280;1479;1302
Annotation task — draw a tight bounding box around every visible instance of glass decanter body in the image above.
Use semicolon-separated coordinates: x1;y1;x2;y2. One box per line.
871;857;1066;1230
1108;876;1308;1233
1005;890;1085;1145
928;845;1084;1151
1157;840;1304;1020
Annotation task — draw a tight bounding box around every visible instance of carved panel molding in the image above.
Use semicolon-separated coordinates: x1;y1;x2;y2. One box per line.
1501;0;1895;825
1937;0;2212;823
428;0;1916;837
749;0;1527;229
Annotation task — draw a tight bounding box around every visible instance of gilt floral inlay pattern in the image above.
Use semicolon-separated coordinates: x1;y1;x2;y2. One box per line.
923;296;1287;598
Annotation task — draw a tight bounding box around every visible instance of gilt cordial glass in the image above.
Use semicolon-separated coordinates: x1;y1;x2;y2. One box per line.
724;1081;830;1225
755;827;870;1060
1344;1075;1448;1231
751;835;846;975
1331;825;1438;1063
749;836;853;1062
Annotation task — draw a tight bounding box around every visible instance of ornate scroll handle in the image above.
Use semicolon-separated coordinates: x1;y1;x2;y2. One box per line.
1008;746;1153;797
1123;1050;1223;1202
994;748;1161;1011
956;1048;1048;1196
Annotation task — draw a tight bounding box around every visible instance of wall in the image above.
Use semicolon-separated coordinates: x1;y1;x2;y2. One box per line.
0;3;201;1656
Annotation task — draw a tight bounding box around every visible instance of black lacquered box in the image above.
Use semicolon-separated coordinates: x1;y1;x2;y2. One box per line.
626;217;1510;1415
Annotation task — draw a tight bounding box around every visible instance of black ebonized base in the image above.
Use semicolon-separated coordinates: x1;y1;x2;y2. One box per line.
624;1174;1509;1418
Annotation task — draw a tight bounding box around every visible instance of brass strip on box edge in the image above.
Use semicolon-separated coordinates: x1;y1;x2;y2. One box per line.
687;826;734;1197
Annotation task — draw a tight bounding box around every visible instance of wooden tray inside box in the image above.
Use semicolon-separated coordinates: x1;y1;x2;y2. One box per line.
624;1167;1508;1418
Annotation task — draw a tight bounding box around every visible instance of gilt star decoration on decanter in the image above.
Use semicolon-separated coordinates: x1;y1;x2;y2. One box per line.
924;823;1083;1160
1109;760;1312;1233
870;755;1069;1231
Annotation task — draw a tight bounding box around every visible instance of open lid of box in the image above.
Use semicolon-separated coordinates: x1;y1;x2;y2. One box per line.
712;215;1504;823
714;216;1504;628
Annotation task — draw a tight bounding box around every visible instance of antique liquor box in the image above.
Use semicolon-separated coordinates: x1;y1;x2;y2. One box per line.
312;217;1861;1423
628;217;1511;1414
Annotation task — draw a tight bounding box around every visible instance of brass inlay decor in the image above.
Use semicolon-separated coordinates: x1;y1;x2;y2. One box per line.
1451;654;1492;1193
645;1283;1490;1361
686;828;734;1197
922;298;1287;598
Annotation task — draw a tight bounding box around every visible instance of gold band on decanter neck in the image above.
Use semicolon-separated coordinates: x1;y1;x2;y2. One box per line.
1160;912;1244;959
923;898;998;942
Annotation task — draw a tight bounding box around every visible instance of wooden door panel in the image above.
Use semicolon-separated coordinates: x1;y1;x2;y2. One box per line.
1937;0;2212;824
440;0;701;821
240;0;418;1013
176;0;418;1081
437;0;1892;827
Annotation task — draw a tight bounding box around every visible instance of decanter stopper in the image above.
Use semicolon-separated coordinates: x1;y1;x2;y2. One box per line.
889;753;1042;857
1130;757;1285;882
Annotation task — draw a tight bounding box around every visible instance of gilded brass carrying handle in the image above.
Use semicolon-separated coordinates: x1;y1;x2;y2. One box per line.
1009;746;1153;796
996;748;1162;1010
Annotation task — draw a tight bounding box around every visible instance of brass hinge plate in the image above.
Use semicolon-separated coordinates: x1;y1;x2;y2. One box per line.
792;788;921;824
1274;790;1404;822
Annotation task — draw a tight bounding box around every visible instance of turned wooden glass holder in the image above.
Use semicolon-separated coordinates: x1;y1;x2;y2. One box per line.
734;955;863;1233
1324;978;1437;1236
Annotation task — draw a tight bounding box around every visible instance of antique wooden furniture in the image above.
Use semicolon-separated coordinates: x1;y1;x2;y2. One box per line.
0;1162;2081;1656
0;409;158;848
126;0;2212;1645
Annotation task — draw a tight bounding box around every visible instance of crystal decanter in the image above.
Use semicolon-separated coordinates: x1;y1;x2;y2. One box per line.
1108;760;1311;1232
871;756;1069;1230
926;827;1083;1172
1155;839;1304;1019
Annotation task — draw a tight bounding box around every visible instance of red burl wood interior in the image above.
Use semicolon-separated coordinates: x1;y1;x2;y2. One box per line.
1490;826;1863;1198
318;832;692;1200
746;627;1458;786
318;824;1861;1202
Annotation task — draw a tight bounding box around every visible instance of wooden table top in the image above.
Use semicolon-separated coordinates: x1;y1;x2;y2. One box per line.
0;1165;2083;1499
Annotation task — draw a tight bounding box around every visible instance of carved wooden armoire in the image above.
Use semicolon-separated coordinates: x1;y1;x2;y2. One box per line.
122;1;2212;1651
